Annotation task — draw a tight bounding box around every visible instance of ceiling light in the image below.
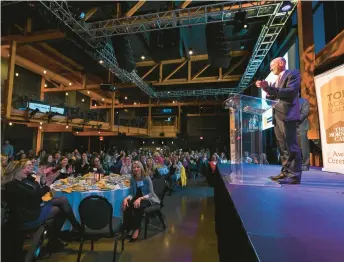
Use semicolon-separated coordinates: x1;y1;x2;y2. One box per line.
141;55;145;60
79;12;85;19
40;122;43;125
9;122;13;126
125;96;128;100
15;73;19;77
81;99;85;102
69;82;72;86
134;102;137;105
76;131;79;134
65;92;68;96
167;91;170;94
172;101;175;104
44;84;47;87
243;24;248;29
101;98;104;101
98;131;101;134
87;91;90;94
99;60;104;64
172;141;174;144
43;70;47;74
39;126;42;129
66;125;69;129
281;1;292;12
240;44;245;50
188;48;193;55
162;141;164;144
116;111;118;114
152;141;154;144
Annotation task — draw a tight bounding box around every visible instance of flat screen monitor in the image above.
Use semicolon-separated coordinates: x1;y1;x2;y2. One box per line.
28;102;65;115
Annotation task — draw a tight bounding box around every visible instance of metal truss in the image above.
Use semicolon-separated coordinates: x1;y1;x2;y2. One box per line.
237;2;297;93
82;1;281;38
38;0;156;97
155;88;242;98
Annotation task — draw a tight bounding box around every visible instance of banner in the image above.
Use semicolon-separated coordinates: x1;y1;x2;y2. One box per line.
315;64;344;174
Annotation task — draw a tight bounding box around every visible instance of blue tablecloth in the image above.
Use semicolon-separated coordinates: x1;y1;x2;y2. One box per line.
158;167;169;176
52;187;129;230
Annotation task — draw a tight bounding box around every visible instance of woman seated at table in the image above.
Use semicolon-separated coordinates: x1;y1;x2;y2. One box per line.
75;152;90;175
120;156;132;175
122;161;160;241
145;157;161;180
38;154;61;185
2;159;82;254
88;157;105;175
55;156;74;178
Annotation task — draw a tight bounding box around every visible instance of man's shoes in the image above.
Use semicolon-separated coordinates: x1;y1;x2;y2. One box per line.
277;177;301;185
269;173;287;181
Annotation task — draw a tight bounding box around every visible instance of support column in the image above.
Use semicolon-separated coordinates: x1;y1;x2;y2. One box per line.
148;98;152;136
110;92;115;131
178;104;181;134
297;1;319;140
35;128;43;155
5;41;17;119
40;77;45;101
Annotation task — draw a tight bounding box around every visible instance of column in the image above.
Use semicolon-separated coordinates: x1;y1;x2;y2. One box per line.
40;77;45;101
297;1;319;140
110;92;115;131
178;104;181;133
5;41;17;119
148;98;152;136
35;128;43;155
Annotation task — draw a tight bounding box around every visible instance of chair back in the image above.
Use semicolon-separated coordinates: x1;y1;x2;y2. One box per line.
79;195;113;232
152;177;167;207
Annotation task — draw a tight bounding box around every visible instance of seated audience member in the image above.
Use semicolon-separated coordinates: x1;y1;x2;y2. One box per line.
145;157;161;180
209;155;217;174
89;157;105;175
1;154;8;169
56;156;74;178
120;156;132;175
52;152;61;166
38;154;60;184
2;159;82;254
122;161;160;241
75;152;90;175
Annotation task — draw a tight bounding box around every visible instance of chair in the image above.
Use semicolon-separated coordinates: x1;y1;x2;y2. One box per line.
143;177;167;239
77;195;124;262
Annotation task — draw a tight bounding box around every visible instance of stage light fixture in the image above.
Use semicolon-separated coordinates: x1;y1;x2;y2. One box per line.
281;1;292;12
188;48;193;55
99;60;104;64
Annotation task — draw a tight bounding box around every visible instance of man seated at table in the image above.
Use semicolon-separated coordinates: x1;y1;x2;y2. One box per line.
2;159;82;258
122;161;160;241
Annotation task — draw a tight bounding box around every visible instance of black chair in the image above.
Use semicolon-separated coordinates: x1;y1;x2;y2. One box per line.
143;177;167;239
77;195;124;262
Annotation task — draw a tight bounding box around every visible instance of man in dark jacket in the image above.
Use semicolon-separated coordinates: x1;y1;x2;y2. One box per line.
256;57;302;184
297;97;310;171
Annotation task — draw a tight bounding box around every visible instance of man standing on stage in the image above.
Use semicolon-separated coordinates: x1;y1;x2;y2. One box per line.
256;57;302;184
298;97;310;171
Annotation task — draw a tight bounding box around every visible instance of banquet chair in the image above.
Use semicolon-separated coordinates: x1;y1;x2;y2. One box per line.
143;177;167;239
77;195;124;262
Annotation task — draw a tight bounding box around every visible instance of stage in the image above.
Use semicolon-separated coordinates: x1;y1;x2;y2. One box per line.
214;164;344;262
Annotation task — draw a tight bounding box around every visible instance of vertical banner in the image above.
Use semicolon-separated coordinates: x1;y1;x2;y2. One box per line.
314;64;344;174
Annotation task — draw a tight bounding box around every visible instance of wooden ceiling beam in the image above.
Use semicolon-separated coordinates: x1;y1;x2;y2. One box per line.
163;61;187;82
192;64;210;80
1;29;65;44
136;50;249;67
222;55;248;78
142;64;159;80
125;1;146;17
84;7;99;21
180;0;192;9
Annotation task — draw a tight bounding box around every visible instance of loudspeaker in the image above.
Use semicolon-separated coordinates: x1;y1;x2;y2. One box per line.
205;23;232;68
100;84;116;92
149;28;182;61
112;35;136;72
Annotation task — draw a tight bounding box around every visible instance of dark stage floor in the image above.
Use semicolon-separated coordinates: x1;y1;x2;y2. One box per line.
218;164;344;262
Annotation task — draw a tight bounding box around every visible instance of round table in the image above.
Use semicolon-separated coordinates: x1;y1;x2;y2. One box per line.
51;186;129;230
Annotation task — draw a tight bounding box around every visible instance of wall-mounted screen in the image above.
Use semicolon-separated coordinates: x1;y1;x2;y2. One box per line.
28;102;65;115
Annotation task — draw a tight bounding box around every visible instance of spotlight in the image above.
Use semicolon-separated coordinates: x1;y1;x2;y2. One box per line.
82;99;85;102
125;96;128;100
43;70;47;74
188;48;193;55
99;60;104;64
69;82;72;86
280;1;292;12
9;122;13;126
141;55;145;60
15;73;19;77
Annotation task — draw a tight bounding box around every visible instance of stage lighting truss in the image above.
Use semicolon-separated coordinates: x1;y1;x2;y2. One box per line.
80;1;281;38
155;88;242;98
38;0;156;98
